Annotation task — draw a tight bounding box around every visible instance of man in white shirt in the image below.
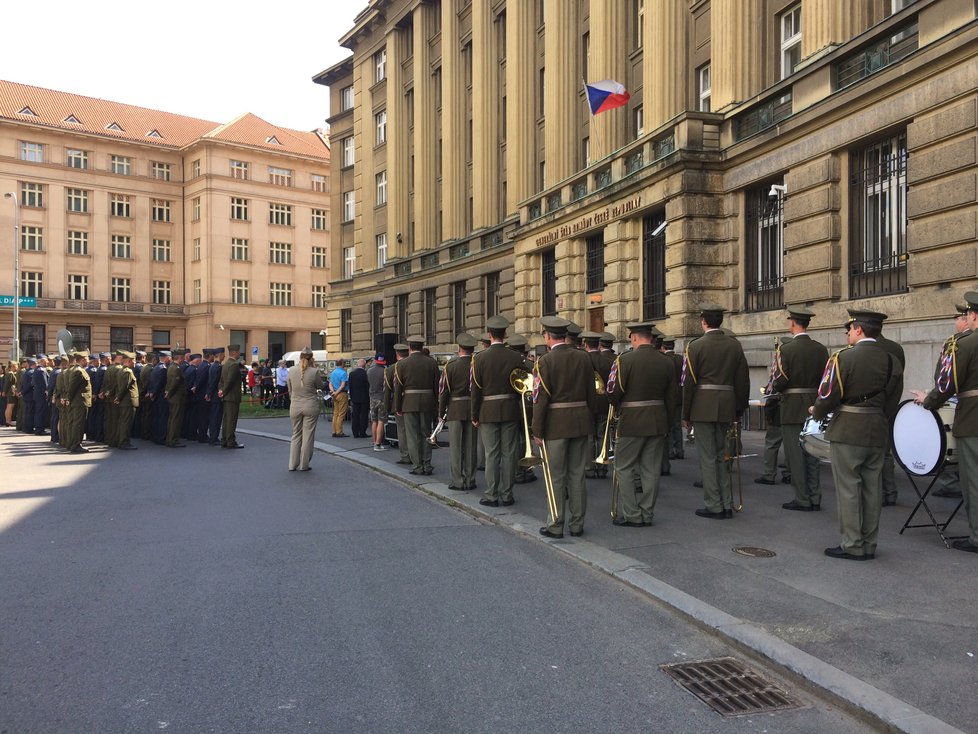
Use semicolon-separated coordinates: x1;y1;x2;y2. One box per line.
275;359;289;409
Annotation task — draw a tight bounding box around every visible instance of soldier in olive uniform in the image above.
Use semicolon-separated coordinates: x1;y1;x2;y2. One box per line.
62;351;93;454
207;347;225;445
682;304;750;519
384;344;412;465
48;357;64;444
533;316;600;538
393;337;440;475
813;309;903;560
606;322;679;526
773;307;829;511
110;351;139;450
508;334;538;485
100;352;124;446
471;316;524;506
583;331;612;479
876;323;906;506
219;345;245;449
439;333;478;491
914;294;978;552
660;338;685;460
164;350;188;448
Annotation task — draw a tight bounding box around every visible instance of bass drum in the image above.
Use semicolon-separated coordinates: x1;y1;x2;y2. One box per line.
891;399;956;476
800;415;832;464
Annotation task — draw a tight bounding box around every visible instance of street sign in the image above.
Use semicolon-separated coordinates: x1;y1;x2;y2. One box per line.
252;345;259;356
0;295;36;308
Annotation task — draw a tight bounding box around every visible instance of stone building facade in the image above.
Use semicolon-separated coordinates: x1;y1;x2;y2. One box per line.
0;80;331;362
318;0;977;391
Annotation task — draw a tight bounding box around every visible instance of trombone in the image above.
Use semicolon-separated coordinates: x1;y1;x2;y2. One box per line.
593;405;621;520
723;421;758;512
510;368;558;525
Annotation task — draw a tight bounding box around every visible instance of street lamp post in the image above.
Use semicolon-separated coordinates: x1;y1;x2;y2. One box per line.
4;192;20;361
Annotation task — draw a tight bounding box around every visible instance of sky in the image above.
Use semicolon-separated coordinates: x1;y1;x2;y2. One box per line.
0;0;362;133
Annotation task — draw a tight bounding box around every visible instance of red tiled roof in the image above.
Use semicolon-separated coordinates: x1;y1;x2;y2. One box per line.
0;80;328;160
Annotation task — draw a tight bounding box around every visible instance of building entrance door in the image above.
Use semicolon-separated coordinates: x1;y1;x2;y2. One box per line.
268;331;286;364
588;308;605;333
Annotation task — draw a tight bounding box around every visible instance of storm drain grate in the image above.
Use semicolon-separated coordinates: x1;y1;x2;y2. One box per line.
660;657;801;717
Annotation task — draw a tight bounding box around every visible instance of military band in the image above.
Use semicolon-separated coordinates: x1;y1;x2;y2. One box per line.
440;333;478;491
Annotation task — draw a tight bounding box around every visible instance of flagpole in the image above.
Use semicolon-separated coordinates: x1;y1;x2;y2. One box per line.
583;77;602;164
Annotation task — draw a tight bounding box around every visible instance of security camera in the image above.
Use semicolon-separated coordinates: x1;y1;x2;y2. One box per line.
319;329;327;336
218;324;225;331
651;220;667;237
769;184;787;199
396;232;403;243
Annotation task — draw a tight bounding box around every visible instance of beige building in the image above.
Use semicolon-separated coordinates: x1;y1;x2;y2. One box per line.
0;80;331;362
317;0;977;391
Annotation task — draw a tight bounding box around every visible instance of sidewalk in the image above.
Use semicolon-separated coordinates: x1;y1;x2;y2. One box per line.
240;415;975;734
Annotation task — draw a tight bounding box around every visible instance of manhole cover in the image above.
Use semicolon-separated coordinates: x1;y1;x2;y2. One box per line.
661;657;801;717
734;546;776;558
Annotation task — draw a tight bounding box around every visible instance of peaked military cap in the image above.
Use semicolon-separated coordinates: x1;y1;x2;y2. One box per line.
580;330;603;341
786;305;816;321
507;334;528;349
202;348;212;356
456;333;478;349
99;352;112;359
625;321;656;335
159;350;173;357
189;353;202;361
661;337;676;348
698;302;725;317
846;308;888;329
486;315;510;330
76;350;90;358
565;321;582;338
227;344;241;352
407;335;425;347
540;316;571;336
26;357;37;365
213;346;226;353
955;304;969;315
136;350;147;356
123;351;137;360
599;331;616;345
393;343;409;352
963;292;978;311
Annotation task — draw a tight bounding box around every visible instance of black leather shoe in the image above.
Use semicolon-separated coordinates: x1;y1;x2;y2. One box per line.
422;468;433;475
569;529;584;537
724;509;734;518
479;498;499;507
501;499;515;506
693;480;703;488
754;477;776;485
613;519;644;527
69;447;89;454
952;539;978;553
466;482;477;490
695;508;728;520
408;469;421;475
119;445;138;451
539;527;563;539
932;487;963;498
824;546;868;560
882;499;897;507
782;500;815;512
228;443;245;449
447;484;466;491
781;474;792;484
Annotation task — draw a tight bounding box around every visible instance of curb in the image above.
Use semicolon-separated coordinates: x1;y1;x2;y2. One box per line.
239;426;964;734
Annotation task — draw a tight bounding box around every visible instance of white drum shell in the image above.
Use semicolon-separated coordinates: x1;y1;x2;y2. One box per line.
891;400;956;476
800;415;832;464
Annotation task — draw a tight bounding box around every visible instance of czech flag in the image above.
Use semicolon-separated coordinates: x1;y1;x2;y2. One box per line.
585;79;631;115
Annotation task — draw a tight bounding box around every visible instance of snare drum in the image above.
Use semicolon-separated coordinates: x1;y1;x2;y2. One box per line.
800;415;832;464
891;399;957;476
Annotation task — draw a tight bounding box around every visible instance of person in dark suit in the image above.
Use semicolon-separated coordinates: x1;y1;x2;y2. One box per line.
607;321;679;527
19;357;36;434
348;358;371;438
148;352;170;444
812;309;903;560
393;337;440;475
682;303;750;520
207;347;225;445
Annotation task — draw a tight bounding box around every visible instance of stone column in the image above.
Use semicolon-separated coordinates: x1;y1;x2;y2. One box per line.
441;2;466;240
543;0;580;185
387;28;410;260
505;0;536;211
588;0;627;158
413;3;437;251
711;0;763;112
472;0;499;229
646;0;687;130
803;0;870;58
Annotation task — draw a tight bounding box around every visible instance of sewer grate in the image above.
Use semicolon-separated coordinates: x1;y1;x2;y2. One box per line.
734;546;776;558
660;657;801;717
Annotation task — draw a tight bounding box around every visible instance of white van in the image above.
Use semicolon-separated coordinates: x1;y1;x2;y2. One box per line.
282;350;330;368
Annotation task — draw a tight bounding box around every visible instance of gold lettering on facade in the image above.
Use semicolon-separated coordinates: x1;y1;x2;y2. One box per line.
534;196;642;247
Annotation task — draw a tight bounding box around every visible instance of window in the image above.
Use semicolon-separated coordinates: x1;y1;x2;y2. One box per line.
111;235;132;259
269;241;293;265
110;194;131;218
191;159;201;177
111;155;132;175
152;330;171;347
586;234;605;293
375;49;387;83
343;191;355;222
21;182;43;208
21;271;43;298
66;149;88;169
341;309;353;351
270;282;292;306
375;110;387;144
230;160;249;179
311;208;328;230
371;301;384;336
581;32;590;84
311;174;328;192
311;246;328;268
376;233;388;268
397;294;409;338
424;288;437;344
312;285;328;309
452;281;466;335
541;249;557;316
634;106;644;139
642;212;667;319
780;5;802;79
110;327;133;352
583;137;590;167
742;185;785;311
376;171;388;206
484;272;500;319
193;279;201;305
849;133;908;298
152;280;171;305
633;0;644;49
311;331;325;351
341;85;354;111
192;197;201;221
232;280;249;304
151;161;171;181
343;246;356;279
68;325;92;350
230;197;249;220
269;166;293;186
152;199;171;222
20;141;43;162
698;64;712;112
342;137;355;167
21;226;43;251
153;239;171;262
112;278;131;303
231;238;250;261
193;238;201;261
67;230;88;255
20;324;46;357
269;203;293;226
66;188;89;213
67;274;88;300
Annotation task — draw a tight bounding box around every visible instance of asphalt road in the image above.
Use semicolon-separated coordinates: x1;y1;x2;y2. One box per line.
1;432;874;733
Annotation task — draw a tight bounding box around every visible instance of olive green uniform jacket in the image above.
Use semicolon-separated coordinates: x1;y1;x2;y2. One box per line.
772;333;829;423
607;344;677;436
219;358;242;403
439;355;472;422
393;352;439;413
681;330;750;422
532;344;599;439
470;344;523;423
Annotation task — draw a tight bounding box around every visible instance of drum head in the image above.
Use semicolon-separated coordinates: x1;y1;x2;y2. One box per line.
892;400;946;476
